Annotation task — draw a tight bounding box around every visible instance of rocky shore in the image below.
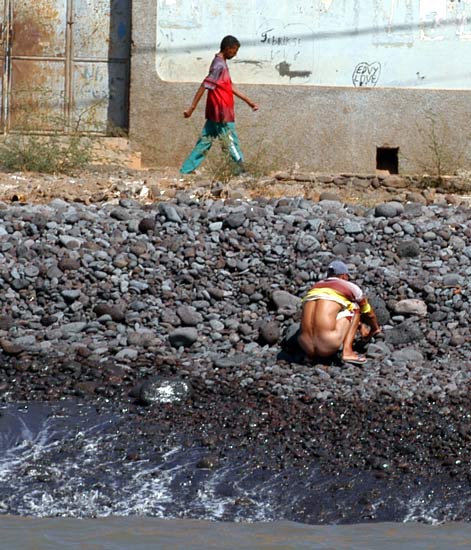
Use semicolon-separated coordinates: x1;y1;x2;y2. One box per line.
0;169;471;522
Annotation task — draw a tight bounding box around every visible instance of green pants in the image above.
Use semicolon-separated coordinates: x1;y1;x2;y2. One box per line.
180;120;244;174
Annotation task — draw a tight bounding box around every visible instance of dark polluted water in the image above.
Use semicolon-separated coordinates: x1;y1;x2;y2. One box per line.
1;401;471;548
1;399;471;528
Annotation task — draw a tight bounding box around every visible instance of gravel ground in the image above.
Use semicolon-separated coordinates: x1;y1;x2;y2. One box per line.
0;165;470;512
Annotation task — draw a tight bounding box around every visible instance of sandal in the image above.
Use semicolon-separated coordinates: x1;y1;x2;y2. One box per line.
342;353;368;365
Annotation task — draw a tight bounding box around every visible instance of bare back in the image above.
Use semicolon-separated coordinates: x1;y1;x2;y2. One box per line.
298;299;351;358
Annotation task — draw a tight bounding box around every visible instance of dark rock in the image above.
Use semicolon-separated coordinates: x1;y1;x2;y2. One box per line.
367;295;391;325
207;287;226;300
224;211;246;229
374;201;404;218
442;274;464;287
138;217;155;232
332;243;349;256
271;290;301;312
58;257;81;271
280;323;301;353
158;202;182;223
94;303;126;322
259;321;280;345
385;320;424;346
0;315;14;331
450;334;466;347
295;233;321;252
0;339;22;355
61;289;81;304
161;308;181;326
110;208;131;221
169;328;198;348
396;240;421;258
176;305;203;327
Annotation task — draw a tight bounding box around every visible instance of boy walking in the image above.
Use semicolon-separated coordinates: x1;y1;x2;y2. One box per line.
180;35;259;174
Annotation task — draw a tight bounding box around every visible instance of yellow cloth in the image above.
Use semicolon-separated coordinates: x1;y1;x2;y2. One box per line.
304;287;372;315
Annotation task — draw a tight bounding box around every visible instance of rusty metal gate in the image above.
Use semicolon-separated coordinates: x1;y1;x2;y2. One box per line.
1;0;131;134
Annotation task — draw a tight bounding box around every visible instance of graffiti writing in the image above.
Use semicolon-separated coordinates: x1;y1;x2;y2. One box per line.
260;28;302;47
234;59;264;68
352;62;381;87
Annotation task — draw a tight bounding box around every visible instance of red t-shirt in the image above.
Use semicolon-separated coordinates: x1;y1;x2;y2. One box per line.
203;55;234;123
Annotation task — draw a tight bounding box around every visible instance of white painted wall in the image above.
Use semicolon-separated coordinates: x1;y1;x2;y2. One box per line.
156;0;471;89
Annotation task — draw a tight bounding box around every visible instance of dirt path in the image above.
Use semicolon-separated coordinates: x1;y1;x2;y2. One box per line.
0;165;469;207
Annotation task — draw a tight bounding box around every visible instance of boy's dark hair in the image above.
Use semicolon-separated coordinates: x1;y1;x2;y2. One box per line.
220;35;240;51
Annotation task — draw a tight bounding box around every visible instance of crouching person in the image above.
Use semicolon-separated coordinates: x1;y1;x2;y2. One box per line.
298;260;381;365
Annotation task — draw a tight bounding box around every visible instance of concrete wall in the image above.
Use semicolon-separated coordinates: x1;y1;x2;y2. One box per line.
130;0;471;174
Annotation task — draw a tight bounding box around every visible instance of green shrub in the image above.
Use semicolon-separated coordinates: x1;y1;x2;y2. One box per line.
0;132;93;174
0;92;102;174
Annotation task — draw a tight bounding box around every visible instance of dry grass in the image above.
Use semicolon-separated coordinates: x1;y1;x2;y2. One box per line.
0;94;105;174
0;133;93;174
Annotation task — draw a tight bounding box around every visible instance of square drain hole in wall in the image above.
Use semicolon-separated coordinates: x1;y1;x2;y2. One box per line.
376;147;399;174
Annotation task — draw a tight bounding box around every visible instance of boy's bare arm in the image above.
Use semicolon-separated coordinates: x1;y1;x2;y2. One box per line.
232;87;259;111
184;85;205;118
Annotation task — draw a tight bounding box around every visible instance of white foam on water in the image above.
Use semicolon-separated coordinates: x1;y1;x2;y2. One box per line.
0;411;225;519
133;448;242;521
20;489;104;517
105;449;280;522
0;409;59;482
403;493;444;525
368;487;471;526
402;491;460;526
3;403;470;524
193;462;264;522
110;455;179;516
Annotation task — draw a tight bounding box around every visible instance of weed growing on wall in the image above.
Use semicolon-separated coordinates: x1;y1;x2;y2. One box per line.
243;136;291;178
412;111;467;181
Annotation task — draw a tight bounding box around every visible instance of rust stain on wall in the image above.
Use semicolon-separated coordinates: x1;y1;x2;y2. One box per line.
10;59;64;130
10;0;65;129
6;0;130;133
10;62;43;128
13;0;63;57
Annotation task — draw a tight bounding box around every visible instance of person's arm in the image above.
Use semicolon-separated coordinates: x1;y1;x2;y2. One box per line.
232;86;259;111
361;309;380;332
183;84;205;118
357;296;381;341
360;308;381;341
